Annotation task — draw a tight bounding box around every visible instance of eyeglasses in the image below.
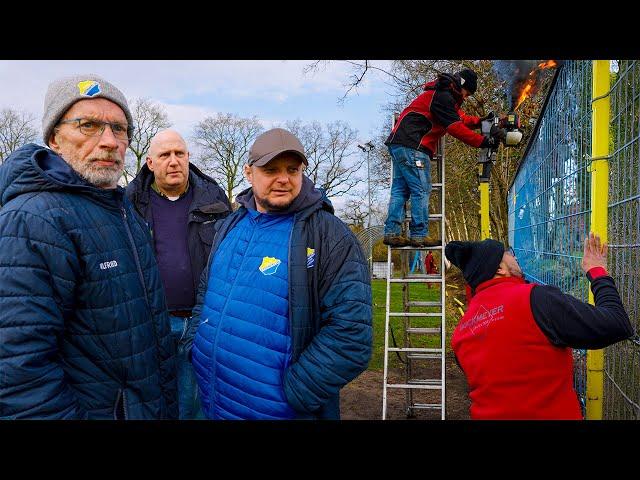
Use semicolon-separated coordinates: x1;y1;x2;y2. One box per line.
57;118;133;141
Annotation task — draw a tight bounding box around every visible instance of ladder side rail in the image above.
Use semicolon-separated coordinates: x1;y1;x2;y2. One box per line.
439;137;446;419
382;245;393;419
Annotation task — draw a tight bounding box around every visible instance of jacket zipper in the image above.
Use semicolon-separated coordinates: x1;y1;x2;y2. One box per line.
121;206;149;306
113;388;130;420
122;389;129;420
121;205;158;419
209;213;265;415
283;214;297;380
179;317;189;343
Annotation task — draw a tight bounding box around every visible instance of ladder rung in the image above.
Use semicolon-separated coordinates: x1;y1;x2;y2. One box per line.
409;403;443;410
407;301;441;307
403;214;442;221
408;379;442;386
390;245;443;251
406;327;441;334
389;312;442;318
407;353;442;360
389;277;442;283
431;183;443;188
388;347;442;353
386;383;442;390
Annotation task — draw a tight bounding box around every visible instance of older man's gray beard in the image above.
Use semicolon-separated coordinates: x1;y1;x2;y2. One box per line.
65;153;124;188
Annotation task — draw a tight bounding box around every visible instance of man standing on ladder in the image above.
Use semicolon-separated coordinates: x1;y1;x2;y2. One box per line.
382;68;506;248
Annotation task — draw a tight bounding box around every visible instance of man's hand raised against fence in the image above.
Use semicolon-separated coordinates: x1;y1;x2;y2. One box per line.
582;232;608;273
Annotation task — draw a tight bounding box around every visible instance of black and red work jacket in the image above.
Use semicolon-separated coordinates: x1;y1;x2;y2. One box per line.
385;73;485;157
452;268;634;420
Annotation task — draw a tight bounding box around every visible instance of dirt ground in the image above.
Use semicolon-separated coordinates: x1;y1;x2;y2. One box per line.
340;354;471;420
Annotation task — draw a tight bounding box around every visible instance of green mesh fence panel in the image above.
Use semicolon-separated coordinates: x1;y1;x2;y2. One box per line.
508;60;593;416
604;59;640;419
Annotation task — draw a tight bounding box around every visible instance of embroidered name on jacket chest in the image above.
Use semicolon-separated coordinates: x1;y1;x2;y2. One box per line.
99;260;119;270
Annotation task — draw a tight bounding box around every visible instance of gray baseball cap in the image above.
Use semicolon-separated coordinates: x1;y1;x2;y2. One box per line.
42;74;133;146
248;128;308;167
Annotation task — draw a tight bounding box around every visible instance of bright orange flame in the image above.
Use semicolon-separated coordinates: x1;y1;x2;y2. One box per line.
514;60;558;110
538;60;557;69
514;81;534;110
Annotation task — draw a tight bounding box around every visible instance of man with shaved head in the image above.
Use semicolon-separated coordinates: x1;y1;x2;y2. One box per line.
126;129;231;419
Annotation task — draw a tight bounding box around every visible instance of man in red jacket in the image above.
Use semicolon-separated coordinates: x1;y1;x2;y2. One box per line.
445;234;634;419
383;68;505;247
424;250;437;289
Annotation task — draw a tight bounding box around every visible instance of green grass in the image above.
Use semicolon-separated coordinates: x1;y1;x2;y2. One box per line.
369;278;443;371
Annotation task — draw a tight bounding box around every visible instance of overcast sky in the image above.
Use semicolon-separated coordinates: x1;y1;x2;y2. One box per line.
0;60;393;146
0;60;398;213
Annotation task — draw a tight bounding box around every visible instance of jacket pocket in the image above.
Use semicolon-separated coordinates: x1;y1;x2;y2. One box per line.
197;200;230;216
198;224;215;246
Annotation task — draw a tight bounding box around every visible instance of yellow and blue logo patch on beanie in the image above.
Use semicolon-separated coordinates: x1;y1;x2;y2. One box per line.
77;80;102;97
306;248;315;268
259;256;281;276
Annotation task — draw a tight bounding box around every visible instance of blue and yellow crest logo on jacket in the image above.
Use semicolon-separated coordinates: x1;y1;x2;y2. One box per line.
77;80;102;97
306;248;315;268
259;256;281;276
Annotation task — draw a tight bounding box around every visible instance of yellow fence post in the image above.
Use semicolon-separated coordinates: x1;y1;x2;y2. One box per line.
586;59;610;420
479;178;490;240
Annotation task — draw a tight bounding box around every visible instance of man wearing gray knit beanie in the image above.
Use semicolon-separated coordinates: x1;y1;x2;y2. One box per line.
41;74;134;188
0;75;178;419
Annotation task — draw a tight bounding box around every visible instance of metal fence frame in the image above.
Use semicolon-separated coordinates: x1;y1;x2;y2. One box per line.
603;60;640;419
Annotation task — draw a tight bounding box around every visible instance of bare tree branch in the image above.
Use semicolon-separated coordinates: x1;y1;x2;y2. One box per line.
284;119;361;198
124;98;171;184
192;113;263;202
0;108;38;163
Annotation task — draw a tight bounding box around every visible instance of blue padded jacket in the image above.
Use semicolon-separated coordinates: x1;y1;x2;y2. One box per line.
188;177;373;419
0;144;177;419
194;209;297;419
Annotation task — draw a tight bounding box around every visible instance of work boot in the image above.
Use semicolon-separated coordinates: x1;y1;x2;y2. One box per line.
409;236;441;247
383;234;410;247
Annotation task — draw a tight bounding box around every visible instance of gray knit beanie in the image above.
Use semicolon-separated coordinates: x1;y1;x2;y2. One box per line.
42;74;133;146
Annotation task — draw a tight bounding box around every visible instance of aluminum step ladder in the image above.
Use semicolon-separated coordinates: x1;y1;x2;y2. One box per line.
382;137;446;420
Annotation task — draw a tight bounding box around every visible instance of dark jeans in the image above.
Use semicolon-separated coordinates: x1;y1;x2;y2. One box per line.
383;144;432;238
170;314;204;420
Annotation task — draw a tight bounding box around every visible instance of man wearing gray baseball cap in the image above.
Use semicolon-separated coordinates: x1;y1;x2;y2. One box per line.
184;127;373;420
0;74;177;419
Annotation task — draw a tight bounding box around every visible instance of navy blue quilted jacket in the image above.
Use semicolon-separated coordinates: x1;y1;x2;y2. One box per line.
187;178;373;419
125;163;231;303
0;144;177;419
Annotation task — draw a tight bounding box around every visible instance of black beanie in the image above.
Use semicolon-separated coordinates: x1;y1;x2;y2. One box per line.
445;239;505;289
458;68;478;94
